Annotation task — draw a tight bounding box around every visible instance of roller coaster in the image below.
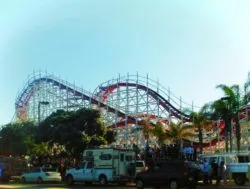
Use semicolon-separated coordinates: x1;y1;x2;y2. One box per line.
15;71;228;148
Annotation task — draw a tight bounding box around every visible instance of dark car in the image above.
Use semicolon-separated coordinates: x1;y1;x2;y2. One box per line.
135;161;197;189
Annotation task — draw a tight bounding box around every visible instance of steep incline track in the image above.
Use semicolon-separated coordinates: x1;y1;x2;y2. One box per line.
15;77;136;123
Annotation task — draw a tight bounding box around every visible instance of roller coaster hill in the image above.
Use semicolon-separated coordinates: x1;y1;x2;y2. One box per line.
14;72;250;151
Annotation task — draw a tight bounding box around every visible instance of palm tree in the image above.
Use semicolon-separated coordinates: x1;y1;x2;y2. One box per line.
243;72;250;104
151;121;169;145
187;109;212;154
140;119;154;144
164;121;194;145
212;84;242;152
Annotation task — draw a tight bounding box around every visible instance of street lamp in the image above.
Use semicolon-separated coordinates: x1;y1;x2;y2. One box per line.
38;101;49;125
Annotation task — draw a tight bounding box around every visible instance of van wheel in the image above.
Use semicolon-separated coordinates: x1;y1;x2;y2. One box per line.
118;182;126;186
136;179;144;189
169;180;178;189
37;177;42;184
67;175;74;185
234;174;246;186
85;181;92;185
99;175;107;185
188;182;197;189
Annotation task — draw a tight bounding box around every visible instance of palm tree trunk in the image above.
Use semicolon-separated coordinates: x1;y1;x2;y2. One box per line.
198;127;203;154
224;119;229;152
235;116;241;151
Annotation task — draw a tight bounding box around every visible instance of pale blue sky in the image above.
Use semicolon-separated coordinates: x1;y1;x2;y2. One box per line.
0;0;249;125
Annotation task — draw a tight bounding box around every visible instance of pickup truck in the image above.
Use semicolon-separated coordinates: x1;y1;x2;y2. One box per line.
66;161;113;185
198;153;250;185
227;162;250;185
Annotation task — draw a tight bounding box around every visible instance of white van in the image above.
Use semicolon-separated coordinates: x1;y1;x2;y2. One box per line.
198;153;250;186
135;161;146;175
66;148;136;185
198;153;238;166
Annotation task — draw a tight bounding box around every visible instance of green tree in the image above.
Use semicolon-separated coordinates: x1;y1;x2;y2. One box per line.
31;142;50;156
187;109;212;154
0;121;36;156
104;129;115;144
165;122;194;144
243;72;250;104
140;119;154;145
36;108;107;158
211;84;242;152
151;121;168;145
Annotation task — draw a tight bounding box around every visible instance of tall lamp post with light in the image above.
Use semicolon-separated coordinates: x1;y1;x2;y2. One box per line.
38;101;49;125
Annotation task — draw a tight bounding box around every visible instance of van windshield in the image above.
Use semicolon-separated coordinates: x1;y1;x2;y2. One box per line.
225;156;238;163
42;168;57;172
198;154;238;164
136;161;144;167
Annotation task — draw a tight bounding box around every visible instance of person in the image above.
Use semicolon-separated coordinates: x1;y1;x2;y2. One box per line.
202;159;209;184
217;161;227;185
186;146;191;160
209;159;218;184
0;164;2;177
190;146;194;160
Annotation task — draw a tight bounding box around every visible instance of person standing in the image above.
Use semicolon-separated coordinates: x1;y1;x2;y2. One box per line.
209;159;218;184
190;146;194;160
217;161;227;185
202;159;209;184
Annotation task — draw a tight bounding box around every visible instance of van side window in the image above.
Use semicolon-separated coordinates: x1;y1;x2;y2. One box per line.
120;154;124;162
86;151;93;157
81;162;86;168
221;156;225;163
32;168;41;173
125;156;132;162
210;157;217;164
100;154;112;160
87;161;94;169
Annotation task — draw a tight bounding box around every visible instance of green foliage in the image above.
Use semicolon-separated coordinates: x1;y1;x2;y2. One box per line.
141;119;154;140
104;129;115;144
166;122;194;142
151;122;167;144
186;108;212;154
0;121;36;155
36;108;108;158
88;135;107;148
0;108;111;158
244;72;250;104
30;142;50;156
209;84;245;151
145;120;194;146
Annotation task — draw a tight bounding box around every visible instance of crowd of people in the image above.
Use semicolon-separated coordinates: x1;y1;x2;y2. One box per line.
2;142;228;185
136;144;197;162
136;143;227;186
199;159;227;185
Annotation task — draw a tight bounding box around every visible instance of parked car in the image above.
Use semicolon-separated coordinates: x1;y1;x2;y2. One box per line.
21;167;61;183
135;161;197;189
135;161;146;175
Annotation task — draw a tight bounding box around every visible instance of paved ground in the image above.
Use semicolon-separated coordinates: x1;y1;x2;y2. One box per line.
0;182;249;189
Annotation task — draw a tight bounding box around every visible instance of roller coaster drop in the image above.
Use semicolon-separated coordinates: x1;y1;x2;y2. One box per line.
15;72;226;148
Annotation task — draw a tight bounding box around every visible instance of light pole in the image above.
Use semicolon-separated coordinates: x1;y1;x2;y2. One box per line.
38;101;49;125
